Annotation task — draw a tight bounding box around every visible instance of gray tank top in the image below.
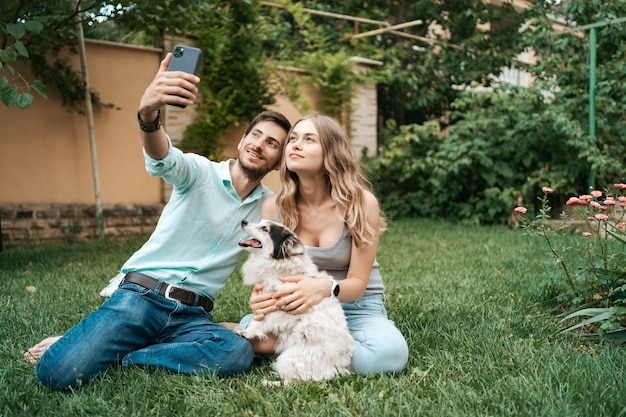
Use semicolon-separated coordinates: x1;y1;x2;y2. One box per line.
306;226;385;295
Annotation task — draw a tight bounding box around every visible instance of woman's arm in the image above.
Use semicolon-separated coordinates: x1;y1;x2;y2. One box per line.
275;191;382;313
336;190;381;301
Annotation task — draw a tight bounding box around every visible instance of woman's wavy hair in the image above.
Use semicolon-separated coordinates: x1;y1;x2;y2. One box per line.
275;114;386;248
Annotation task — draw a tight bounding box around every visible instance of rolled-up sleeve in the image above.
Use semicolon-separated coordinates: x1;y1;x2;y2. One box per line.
143;135;198;192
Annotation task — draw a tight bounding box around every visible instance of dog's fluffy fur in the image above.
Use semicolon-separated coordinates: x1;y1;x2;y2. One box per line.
237;219;354;384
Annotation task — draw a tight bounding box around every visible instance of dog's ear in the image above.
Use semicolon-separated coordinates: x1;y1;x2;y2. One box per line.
272;232;305;260
283;234;305;257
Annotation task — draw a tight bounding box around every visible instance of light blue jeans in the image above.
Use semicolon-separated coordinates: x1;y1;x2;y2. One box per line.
36;280;254;390
240;293;408;375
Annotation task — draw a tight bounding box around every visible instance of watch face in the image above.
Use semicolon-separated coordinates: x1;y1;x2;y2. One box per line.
333;283;340;296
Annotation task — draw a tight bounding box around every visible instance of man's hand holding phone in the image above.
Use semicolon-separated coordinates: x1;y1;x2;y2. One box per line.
165;45;202;108
139;47;201;117
137;48;201;159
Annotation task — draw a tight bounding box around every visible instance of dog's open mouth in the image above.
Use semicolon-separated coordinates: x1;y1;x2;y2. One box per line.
238;238;262;248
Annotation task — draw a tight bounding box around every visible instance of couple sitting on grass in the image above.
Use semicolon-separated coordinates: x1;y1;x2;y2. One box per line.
24;52;408;390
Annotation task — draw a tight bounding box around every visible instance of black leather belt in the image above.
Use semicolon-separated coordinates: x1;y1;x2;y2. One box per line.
123;272;213;313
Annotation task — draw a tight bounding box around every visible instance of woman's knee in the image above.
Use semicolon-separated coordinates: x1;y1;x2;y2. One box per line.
351;326;409;375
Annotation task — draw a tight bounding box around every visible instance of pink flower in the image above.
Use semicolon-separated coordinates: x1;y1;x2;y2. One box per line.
579;195;593;203
514;206;527;214
618;196;626;203
542;187;553;194
614;183;626;189
590;201;602;209
591;190;603;198
566;197;580;205
617;222;625;229
594;213;609;221
604;198;615;205
582;232;592;237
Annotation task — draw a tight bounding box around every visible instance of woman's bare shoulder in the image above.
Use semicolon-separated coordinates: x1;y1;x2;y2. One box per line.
261;194;279;220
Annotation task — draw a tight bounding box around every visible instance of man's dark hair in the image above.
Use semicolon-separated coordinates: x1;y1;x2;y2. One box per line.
245;111;291;137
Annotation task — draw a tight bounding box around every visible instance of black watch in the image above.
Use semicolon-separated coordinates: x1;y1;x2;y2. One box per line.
330;279;340;297
137;109;162;132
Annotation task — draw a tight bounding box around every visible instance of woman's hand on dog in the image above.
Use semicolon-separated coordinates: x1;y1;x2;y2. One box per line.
274;276;332;315
249;284;278;320
250;277;332;318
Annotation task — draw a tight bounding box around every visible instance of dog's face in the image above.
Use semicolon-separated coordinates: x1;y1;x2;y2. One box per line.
239;219;305;260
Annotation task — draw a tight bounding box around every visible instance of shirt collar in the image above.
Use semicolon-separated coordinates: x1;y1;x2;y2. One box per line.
220;159;269;203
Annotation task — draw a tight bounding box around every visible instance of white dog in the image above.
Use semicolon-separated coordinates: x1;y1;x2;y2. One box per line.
237;219;354;384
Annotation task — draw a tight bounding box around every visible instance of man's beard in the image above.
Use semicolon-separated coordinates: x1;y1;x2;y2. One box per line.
238;148;273;181
239;162;269;181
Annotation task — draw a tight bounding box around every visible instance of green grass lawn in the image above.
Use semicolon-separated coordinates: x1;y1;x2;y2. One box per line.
1;218;624;417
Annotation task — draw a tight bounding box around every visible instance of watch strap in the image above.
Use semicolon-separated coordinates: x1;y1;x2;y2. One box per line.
137;109;162;132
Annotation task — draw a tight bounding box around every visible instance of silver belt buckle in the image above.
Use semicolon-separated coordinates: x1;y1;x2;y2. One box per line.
163;283;184;301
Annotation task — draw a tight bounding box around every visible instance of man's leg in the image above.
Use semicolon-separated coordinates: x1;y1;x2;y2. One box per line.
123;305;254;376
35;281;170;390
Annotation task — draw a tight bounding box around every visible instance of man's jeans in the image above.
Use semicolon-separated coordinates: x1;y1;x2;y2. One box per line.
36;280;254;390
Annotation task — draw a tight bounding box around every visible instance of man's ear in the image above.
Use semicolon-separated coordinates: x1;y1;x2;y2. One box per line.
236;136;245;151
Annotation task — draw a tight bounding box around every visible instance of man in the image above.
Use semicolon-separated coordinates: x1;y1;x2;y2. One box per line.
27;52;291;390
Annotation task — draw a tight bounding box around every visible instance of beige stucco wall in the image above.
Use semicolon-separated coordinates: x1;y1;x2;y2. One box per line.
0;40;377;204
0;39;379;243
1;41;162;205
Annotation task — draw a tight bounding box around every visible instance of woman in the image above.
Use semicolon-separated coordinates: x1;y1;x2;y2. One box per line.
242;114;408;375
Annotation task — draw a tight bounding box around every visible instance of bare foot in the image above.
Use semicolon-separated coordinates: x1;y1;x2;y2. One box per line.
24;336;61;364
220;322;242;331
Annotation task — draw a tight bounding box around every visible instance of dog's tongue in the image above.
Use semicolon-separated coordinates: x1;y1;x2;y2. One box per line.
238;238;262;248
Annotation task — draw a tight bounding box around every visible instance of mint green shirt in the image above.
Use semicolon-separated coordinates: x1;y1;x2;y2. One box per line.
121;142;271;300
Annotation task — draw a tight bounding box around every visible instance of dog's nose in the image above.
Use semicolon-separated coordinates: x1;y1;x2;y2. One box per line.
241;220;248;226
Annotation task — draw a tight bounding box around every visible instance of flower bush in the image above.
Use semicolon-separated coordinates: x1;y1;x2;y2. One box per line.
517;184;626;343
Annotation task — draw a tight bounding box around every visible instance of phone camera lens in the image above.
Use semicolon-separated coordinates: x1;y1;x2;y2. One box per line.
173;47;184;58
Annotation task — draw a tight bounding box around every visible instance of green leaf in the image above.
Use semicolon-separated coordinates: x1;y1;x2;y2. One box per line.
15;93;34;109
559;311;614;334
0;48;18;64
560;307;615;321
0;83;18;107
14;41;29;58
600;329;626;344
32;80;48;99
24;20;44;34
6;23;26;40
606;229;626;244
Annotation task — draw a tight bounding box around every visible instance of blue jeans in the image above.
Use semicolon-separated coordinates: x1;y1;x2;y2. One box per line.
36;280;254;390
240;293;408;375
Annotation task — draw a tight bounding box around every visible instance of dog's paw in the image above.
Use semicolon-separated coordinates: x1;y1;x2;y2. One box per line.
262;379;283;388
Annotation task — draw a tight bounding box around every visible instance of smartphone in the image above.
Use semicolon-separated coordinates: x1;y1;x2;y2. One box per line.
166;44;202;108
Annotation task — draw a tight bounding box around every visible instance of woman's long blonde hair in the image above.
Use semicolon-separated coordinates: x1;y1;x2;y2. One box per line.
275;114;386;248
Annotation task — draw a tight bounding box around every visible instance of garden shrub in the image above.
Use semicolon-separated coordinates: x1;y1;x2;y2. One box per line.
366;81;626;225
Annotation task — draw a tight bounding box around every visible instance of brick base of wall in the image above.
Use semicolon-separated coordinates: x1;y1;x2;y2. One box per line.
0;203;163;245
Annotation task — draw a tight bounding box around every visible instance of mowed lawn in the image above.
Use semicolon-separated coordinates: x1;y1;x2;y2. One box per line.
1;218;624;417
